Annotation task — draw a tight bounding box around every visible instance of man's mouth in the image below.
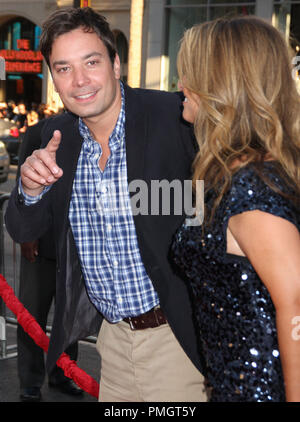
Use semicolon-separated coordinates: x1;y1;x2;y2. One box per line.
74;91;97;101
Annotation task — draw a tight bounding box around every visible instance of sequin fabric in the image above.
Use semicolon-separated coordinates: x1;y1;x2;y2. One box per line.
171;163;300;402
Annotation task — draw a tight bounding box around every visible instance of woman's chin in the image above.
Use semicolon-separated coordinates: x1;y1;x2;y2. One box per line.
182;111;195;124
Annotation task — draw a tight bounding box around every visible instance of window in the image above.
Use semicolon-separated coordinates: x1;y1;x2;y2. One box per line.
0;18;40;51
165;1;255;91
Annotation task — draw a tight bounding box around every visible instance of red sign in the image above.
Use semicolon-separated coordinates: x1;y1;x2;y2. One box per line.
17;39;30;50
16;78;24;94
5;61;42;73
0;50;43;61
0;39;43;74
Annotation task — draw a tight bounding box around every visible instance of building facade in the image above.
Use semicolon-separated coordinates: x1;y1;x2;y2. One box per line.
147;0;300;91
0;0;299;108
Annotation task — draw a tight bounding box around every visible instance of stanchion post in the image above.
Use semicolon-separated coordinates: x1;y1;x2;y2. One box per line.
0;193;16;359
0;316;6;358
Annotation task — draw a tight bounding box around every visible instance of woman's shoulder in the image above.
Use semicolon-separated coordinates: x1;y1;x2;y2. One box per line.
225;162;299;228
231;161;293;193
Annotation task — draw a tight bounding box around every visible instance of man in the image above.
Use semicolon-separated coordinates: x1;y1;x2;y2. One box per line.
17;122;83;402
13;102;27;134
5;7;206;402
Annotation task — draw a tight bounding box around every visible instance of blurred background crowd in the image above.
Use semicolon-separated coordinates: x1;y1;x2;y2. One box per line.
0;100;64;131
0;100;64;179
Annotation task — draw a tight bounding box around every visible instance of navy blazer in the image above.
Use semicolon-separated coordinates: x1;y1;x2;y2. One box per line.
5;84;204;375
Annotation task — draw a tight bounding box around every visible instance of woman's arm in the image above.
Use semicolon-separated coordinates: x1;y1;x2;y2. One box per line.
228;210;300;402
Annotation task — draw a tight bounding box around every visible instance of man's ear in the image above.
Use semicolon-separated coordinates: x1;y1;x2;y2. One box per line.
113;53;121;80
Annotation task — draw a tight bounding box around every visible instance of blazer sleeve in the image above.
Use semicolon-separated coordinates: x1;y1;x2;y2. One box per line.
5;120;53;243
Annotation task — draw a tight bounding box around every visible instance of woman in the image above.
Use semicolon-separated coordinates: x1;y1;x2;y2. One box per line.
172;16;300;402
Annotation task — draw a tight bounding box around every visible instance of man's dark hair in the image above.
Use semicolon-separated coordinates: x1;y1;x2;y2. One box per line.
39;7;117;68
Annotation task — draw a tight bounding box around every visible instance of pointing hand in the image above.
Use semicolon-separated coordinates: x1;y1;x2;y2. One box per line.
21;130;63;197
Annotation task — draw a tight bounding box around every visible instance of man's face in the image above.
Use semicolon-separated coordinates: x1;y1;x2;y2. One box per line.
49;27;120;121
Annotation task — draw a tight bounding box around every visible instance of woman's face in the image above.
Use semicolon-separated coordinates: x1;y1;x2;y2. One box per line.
178;81;199;124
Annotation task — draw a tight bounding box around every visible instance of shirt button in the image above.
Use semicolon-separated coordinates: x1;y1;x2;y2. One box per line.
113;260;118;267
101;186;108;193
107;224;112;231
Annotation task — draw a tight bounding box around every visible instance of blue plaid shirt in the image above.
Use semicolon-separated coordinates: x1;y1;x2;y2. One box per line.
20;82;159;322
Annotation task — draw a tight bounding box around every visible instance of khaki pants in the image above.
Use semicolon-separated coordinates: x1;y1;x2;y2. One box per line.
96;319;207;402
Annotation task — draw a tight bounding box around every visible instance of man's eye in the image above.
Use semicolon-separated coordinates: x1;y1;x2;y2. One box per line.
57;67;69;73
87;60;98;66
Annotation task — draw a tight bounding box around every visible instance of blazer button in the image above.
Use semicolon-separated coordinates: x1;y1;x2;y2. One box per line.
17;194;24;205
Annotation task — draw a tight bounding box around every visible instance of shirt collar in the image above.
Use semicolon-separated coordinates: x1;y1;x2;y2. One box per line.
78;81;125;152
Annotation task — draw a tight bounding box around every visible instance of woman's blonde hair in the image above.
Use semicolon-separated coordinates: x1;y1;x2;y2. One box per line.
177;16;300;219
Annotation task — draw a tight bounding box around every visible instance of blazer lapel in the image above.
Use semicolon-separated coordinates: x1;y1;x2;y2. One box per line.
124;84;148;189
55;115;83;226
56;115;83;187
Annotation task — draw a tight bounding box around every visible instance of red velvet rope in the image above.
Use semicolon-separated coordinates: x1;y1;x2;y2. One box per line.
0;274;99;399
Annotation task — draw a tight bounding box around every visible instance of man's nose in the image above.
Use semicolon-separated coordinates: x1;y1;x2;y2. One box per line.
72;67;90;87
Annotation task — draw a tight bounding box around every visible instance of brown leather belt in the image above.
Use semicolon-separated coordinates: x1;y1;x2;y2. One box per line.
123;307;167;330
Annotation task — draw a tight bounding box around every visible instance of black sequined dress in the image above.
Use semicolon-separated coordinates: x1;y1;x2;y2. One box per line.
171;163;300;402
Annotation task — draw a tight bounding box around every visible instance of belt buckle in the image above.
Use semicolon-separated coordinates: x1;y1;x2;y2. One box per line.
127;317;136;331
